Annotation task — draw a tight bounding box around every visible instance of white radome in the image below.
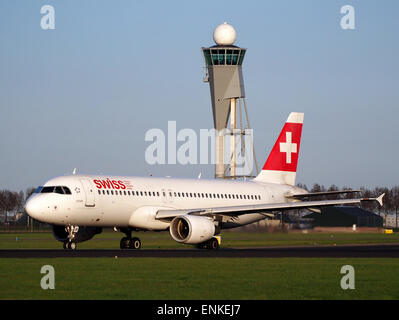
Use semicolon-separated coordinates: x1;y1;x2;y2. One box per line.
213;22;236;46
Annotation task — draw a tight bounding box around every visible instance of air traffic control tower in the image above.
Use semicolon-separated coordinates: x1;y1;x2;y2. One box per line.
202;23;257;179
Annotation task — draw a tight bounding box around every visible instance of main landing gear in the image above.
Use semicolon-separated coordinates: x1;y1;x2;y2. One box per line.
63;225;79;251
196;237;220;250
119;228;141;250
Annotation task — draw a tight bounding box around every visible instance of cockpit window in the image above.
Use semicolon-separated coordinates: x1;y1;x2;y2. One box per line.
62;186;72;194
41;186;55;193
40;186;72;195
54;186;64;194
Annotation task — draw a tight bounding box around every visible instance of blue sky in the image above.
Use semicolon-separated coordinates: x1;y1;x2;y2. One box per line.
0;0;398;191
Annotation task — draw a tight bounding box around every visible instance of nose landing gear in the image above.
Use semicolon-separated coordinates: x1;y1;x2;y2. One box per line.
63;225;79;250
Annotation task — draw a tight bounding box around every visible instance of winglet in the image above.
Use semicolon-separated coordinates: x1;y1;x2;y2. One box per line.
376;193;385;207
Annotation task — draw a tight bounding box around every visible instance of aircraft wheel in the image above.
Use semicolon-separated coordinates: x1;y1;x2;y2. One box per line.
207;238;219;250
196;243;206;249
69;242;77;250
129;237;141;249
120;237;130;249
64;242;76;250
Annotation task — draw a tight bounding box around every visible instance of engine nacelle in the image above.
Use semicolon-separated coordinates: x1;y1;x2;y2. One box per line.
170;215;216;244
52;225;102;243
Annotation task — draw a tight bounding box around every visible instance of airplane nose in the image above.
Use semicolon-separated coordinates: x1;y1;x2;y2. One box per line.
25;197;42;219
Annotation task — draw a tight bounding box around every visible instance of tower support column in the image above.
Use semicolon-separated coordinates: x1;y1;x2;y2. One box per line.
230;98;237;177
215;131;225;179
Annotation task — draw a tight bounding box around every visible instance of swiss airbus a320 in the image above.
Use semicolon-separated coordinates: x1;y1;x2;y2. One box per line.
25;113;384;250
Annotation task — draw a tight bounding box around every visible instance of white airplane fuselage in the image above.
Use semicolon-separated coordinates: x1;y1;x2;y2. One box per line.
26;174;305;230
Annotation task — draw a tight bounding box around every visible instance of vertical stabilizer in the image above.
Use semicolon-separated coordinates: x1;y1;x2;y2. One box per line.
254;112;304;185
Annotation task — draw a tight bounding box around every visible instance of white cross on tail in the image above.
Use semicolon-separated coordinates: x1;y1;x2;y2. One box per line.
279;132;297;164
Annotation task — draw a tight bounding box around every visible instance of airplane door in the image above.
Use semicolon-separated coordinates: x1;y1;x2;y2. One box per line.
80;179;95;207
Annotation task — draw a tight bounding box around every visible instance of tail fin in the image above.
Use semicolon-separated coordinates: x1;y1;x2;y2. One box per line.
254;112;304;185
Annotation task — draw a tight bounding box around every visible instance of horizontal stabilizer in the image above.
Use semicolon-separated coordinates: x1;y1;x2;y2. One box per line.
287;190;362;199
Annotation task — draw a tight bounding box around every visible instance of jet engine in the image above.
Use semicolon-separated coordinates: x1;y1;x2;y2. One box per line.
170;215;216;244
52;225;102;243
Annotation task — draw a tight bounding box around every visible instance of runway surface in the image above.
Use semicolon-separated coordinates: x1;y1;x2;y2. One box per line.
1;244;399;258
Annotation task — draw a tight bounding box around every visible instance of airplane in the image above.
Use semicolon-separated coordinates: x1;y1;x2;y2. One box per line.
25;112;384;250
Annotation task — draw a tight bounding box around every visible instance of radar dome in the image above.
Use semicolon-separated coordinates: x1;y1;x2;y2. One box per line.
213;22;236;46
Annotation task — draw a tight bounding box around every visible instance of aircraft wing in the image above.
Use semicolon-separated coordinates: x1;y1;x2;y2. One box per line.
155;193;385;220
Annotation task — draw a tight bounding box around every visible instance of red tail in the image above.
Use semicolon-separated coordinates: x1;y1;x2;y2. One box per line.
255;112;304;185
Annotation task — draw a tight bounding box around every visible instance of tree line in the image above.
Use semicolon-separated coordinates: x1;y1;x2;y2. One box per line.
0;187;35;226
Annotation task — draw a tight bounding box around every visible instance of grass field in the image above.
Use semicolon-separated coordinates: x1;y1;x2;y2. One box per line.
1;230;399;300
1;257;399;299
